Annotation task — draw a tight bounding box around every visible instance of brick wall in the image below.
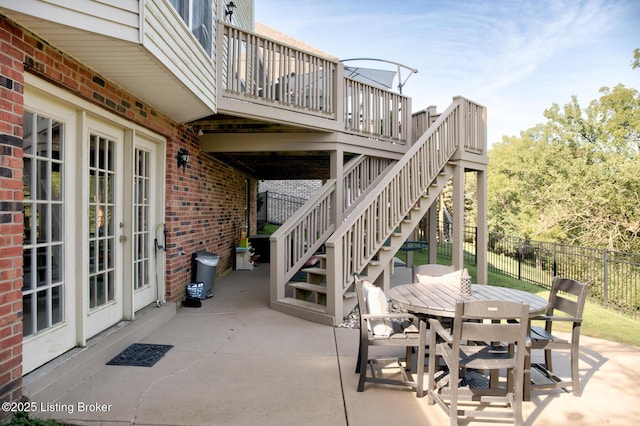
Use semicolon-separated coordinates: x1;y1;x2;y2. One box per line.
0;15;256;408
0;15;25;417
259;179;322;199
165;148;257;300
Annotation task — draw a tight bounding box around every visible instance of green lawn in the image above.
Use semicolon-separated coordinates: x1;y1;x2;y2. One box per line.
397;250;640;348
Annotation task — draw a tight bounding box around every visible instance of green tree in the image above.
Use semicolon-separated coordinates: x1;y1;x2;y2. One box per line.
488;85;640;252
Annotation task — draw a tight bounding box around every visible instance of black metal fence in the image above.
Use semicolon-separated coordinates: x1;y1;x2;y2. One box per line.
437;223;640;317
257;193;639;317
257;191;307;228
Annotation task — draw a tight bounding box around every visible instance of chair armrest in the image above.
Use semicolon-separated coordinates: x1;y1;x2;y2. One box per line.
428;318;453;343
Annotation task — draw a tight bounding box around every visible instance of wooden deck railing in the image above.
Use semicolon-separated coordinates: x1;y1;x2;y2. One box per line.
343;77;411;144
218;23;409;145
325;97;486;315
219;22;336;117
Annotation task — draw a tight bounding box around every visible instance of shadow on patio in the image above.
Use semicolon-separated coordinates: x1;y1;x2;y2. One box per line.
22;263;640;425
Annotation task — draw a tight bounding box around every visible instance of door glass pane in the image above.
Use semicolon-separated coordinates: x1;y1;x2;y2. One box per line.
24;203;33;244
23;157;32;200
88;134;117;310
36;288;49;333
24;111;34;156
22;293;34;336
22;112;65;337
52;285;63;325
36;203;47;243
51;204;62;242
37;246;48;287
51;161;62;201
37;116;49;157
37;159;48;200
23;248;33;290
51;244;62;283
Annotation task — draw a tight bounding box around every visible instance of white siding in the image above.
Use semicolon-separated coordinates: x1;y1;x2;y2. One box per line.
0;0;140;41
0;0;219;122
143;0;217;117
218;0;254;30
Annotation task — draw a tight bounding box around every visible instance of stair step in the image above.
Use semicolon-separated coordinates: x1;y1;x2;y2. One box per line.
288;282;327;294
301;267;327;276
278;297;327;314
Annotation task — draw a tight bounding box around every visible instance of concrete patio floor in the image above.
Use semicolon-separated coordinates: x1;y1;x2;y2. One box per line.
22;263;640;425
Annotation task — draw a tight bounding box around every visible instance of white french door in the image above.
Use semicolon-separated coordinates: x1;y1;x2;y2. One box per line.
132;137;159;311
84;117;125;338
21;92;78;374
22;78;166;373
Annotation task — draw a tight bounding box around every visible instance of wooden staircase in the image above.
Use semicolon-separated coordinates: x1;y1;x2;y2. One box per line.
277;162;455;322
283;253;356;319
270;96;487;325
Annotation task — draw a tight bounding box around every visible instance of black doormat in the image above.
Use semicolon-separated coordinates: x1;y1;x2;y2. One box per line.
106;343;173;367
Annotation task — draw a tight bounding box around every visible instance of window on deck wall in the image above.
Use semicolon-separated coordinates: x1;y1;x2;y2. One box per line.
169;0;213;57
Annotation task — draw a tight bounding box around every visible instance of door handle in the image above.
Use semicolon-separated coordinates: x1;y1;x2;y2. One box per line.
119;235;127;243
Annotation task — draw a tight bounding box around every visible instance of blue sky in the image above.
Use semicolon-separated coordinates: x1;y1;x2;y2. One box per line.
255;0;640;146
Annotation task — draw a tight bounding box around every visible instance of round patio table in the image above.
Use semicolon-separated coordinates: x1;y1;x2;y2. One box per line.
389;281;548;401
389;282;548;317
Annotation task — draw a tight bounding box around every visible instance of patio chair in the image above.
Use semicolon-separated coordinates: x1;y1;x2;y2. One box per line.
354;277;427;395
411;263;455;282
411;264;458;331
529;277;587;396
427;300;530;426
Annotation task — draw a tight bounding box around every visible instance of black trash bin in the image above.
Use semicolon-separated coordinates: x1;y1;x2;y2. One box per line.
193;251;219;299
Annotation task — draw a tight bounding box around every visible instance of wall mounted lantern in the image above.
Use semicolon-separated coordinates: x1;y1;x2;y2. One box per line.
176;148;190;171
225;1;236;20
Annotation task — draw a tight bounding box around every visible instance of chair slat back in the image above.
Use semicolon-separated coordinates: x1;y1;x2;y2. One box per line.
412;264;455;281
547;277;587;318
454;300;529;345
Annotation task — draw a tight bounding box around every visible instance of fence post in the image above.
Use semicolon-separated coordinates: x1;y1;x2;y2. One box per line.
603;249;609;307
474;226;478;266
553;242;557;277
517;237;522;280
265;191;270;224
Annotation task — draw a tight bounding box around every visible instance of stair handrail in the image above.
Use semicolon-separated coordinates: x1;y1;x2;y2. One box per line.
342;155;396;215
270;179;336;300
325;97;485;300
269;153;397;301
